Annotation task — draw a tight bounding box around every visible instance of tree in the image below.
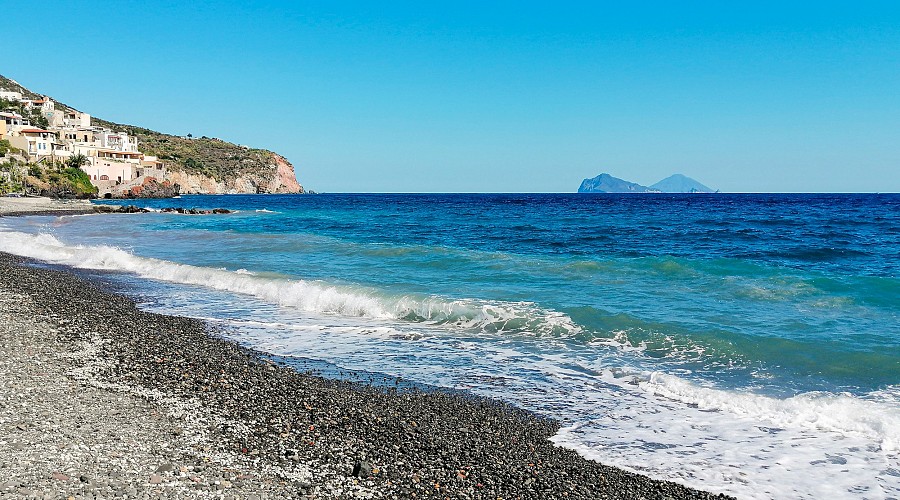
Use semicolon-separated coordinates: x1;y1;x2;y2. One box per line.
67;153;88;170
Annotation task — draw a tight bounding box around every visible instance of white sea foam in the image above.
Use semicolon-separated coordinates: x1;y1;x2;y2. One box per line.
0;230;581;336
640;372;900;451
194;311;900;500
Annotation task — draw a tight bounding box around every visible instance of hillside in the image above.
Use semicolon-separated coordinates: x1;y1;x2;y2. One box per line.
90;116;301;193
1;74;302;195
0;75;42;100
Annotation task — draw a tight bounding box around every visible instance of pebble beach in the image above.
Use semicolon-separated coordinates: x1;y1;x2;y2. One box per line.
0;246;732;499
0;198;96;218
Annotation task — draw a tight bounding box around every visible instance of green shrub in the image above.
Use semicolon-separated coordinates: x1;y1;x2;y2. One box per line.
63;167;97;194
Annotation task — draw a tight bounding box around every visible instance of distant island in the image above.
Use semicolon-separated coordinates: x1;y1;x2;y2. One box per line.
0;74;302;198
578;173;716;193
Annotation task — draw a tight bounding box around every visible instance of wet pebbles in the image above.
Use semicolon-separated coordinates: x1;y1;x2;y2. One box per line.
0;252;733;499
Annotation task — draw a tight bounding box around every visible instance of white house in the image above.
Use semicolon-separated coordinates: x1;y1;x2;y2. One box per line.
6;128;68;160
22;96;54;114
0;90;23;101
95;130;139;153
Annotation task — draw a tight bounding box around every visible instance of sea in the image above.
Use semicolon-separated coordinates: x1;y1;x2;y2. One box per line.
1;193;898;499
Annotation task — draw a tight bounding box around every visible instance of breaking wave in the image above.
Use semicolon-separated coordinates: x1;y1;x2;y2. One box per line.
0;230;581;336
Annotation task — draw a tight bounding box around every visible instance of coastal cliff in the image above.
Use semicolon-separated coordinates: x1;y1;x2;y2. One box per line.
165;153;301;194
90;119;304;195
1;74;304;196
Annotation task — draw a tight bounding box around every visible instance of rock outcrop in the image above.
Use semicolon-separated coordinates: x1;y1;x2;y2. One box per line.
115;177;179;198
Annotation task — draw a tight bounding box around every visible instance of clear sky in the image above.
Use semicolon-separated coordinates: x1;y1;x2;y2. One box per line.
3;1;898;192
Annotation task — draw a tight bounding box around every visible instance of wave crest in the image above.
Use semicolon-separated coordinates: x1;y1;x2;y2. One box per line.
0;230;582;336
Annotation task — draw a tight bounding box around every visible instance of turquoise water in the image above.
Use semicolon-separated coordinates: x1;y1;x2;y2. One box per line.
2;193;898;499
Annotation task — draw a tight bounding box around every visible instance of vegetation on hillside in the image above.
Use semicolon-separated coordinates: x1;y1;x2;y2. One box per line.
0;139;25;193
91;117;278;182
23;160;98;198
0;75;41;100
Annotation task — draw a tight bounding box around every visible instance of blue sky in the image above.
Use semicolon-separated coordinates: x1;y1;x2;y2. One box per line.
4;1;899;192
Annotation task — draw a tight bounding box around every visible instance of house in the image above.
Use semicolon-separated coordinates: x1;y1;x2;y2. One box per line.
21;96;60;127
95;130;139;153
95;148;142;163
22;96;54;114
6;128;68;160
60;128;94;144
0;90;23;101
0;112;30;139
82;155;136;183
1;111;30;127
62;110;91;128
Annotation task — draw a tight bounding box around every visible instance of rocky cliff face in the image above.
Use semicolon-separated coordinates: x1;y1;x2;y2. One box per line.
166;154;302;195
270;154;303;193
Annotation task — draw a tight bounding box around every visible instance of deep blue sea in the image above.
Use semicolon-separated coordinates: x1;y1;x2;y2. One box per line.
2;193;898;499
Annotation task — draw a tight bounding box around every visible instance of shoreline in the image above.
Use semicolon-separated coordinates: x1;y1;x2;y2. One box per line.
0;197;96;217
0;251;732;499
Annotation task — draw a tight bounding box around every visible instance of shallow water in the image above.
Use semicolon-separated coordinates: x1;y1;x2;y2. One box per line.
2;193;898;499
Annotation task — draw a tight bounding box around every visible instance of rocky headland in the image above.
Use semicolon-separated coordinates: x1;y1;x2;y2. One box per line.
1;74;303;198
